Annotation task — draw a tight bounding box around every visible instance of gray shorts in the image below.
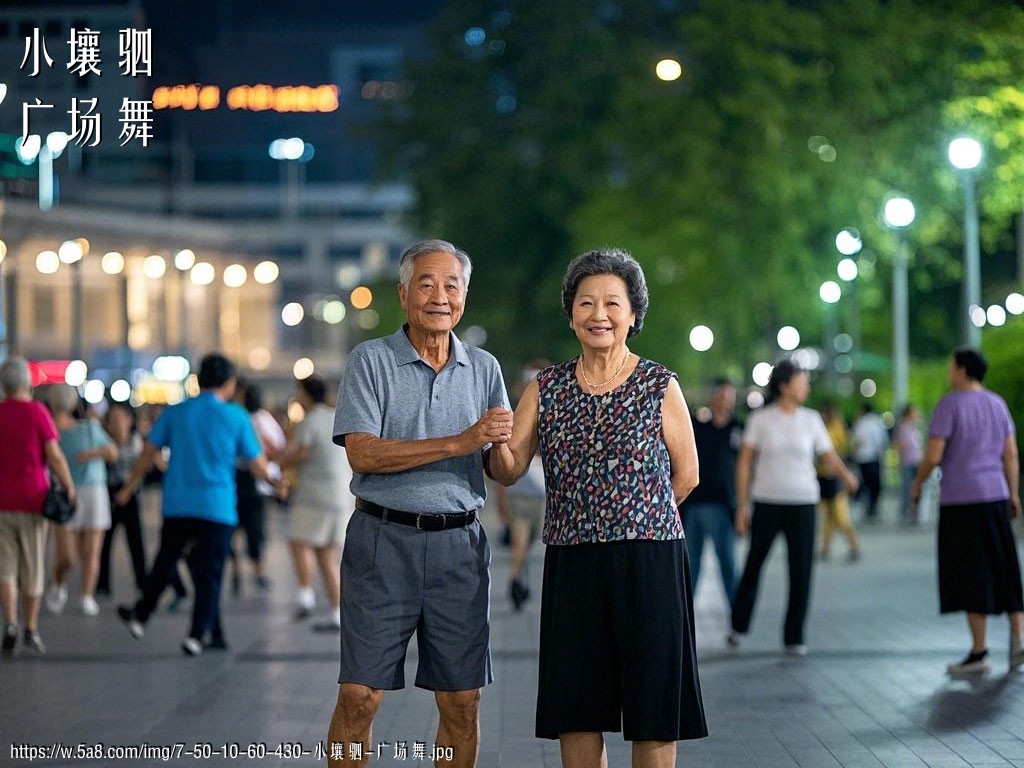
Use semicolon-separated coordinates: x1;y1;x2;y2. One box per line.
338;509;492;691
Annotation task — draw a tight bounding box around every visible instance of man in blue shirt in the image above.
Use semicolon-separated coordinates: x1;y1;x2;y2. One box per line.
116;353;270;656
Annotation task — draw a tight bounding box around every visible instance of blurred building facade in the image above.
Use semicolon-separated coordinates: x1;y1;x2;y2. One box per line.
0;0;428;397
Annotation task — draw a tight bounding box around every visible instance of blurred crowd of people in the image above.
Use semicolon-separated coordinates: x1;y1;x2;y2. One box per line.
0;354;353;656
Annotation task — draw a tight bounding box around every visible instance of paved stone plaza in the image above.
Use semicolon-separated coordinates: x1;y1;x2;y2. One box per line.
4;494;1024;767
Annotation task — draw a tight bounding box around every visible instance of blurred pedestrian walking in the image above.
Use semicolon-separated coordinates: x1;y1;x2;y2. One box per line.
328;240;510;768
45;385;116;617
490;248;707;768
910;348;1024;674
0;357;76;654
893;404;923;524
116;353;272;656
731;360;858;655
229;381;285;595
96;403;147;599
851;402;888;522
682;378;742;607
493;360;549;612
275;375;353;631
817;403;860;562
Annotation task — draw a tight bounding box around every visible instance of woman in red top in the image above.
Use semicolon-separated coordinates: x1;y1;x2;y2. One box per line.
0;356;76;654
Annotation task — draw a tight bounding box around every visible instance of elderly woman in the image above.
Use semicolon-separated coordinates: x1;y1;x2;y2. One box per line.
275;375;353;631
0;357;76;654
730;360;858;655
490;248;707;768
911;348;1024;674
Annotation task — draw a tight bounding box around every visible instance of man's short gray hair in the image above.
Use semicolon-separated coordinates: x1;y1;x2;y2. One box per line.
398;239;473;290
0;356;31;396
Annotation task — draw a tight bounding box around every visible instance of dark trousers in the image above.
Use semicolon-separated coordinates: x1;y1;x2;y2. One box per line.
98;486;147;593
857;460;882;519
731;503;816;646
233;469;266;562
134;517;233;641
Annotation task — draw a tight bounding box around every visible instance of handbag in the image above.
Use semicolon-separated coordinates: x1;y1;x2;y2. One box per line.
41;482;76;524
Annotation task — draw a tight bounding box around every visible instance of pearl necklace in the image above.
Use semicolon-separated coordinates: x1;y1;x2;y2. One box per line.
578;350;630;393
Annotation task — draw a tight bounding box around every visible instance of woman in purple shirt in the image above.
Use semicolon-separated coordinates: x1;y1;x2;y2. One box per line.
912;348;1024;674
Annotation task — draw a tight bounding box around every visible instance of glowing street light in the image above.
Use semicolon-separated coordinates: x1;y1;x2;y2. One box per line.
1006;292;1024;316
819;280;841;304
101;252;125;275
655;58;683;82
987;304;1006;327
253;260;279;284
752;362;773;388
837;258;859;282
223;264;248;288
835;228;862;256
688;325;714;352
174;249;196;271
190;262;215;286
36;250;59;274
143;254;167;279
777;326;800;351
58;239;84;264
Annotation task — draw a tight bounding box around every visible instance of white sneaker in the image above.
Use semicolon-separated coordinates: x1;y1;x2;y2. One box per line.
293;587;316;621
80;595;100;616
181;637;203;657
785;644;808;657
45;584;68;614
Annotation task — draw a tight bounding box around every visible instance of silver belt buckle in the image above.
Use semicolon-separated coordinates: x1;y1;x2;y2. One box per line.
416;514;424;530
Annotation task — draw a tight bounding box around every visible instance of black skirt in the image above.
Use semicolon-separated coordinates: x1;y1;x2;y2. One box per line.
938;500;1024;615
536;538;708;742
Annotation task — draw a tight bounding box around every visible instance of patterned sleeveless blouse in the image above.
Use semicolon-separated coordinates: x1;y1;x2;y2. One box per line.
537;357;684;545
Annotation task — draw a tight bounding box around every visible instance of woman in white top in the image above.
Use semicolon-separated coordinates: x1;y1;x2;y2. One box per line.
275;376;354;631
729;360;857;654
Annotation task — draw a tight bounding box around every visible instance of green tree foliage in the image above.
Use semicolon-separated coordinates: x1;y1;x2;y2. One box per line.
380;0;1014;397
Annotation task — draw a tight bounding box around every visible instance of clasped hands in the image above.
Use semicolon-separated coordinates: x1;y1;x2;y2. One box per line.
465;407;514;450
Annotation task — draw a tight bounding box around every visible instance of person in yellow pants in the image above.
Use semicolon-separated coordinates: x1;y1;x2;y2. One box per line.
817;403;861;562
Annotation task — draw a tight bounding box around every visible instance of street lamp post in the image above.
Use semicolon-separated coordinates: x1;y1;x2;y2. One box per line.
948;137;983;347
835;227;862;379
269;138;314;218
883;197;916;410
58;239;87;360
819;280;841;389
16;132;69;211
173;249;196;357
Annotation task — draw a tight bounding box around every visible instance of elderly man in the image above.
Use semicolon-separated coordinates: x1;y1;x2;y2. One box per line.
328;239;512;768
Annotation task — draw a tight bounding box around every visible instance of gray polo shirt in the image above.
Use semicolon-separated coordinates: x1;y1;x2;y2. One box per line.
333;325;509;513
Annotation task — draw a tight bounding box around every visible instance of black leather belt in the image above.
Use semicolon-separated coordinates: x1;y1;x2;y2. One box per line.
355;499;477;531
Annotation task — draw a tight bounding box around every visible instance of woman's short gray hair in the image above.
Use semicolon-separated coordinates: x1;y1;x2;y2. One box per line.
0;356;31;396
43;383;80;415
398;239;473;290
561;248;649;337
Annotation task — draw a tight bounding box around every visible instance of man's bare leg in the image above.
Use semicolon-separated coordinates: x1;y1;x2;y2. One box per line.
327;683;383;767
434;689;480;768
560;732;607;768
